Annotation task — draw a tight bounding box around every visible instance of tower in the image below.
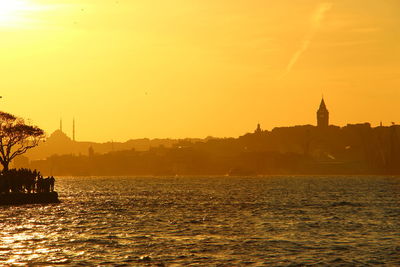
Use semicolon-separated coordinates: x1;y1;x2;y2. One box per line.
317;98;329;127
72;118;75;142
254;123;262;134
60;118;63;132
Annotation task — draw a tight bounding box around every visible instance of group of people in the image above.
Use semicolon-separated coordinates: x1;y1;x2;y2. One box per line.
0;168;55;194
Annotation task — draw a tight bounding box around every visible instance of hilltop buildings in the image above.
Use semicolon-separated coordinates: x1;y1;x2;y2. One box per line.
12;97;400;175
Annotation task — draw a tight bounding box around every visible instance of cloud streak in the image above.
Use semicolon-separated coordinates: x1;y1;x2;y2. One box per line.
280;3;332;79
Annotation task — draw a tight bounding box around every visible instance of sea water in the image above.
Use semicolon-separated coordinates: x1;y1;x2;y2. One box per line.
0;176;399;265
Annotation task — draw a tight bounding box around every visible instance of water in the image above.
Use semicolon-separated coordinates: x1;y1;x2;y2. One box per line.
0;176;399;266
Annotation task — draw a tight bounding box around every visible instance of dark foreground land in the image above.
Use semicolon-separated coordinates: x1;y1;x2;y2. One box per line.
0;192;60;205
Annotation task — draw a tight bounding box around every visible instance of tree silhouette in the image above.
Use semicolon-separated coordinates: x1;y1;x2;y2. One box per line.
0;111;45;171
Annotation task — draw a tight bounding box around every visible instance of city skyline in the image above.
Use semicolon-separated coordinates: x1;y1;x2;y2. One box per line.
33;97;396;143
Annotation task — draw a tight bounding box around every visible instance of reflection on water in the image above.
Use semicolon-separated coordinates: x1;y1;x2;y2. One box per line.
0;176;399;265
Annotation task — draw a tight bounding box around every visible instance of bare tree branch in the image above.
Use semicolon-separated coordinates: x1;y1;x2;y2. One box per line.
0;111;45;171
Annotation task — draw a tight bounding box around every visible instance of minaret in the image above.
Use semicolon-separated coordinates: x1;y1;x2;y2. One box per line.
317;97;329;127
72;118;75;142
60;118;63;132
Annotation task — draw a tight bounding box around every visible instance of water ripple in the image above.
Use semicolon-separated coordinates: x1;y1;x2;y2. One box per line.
0;176;399;265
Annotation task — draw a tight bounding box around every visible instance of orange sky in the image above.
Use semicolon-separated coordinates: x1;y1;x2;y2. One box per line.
1;0;399;142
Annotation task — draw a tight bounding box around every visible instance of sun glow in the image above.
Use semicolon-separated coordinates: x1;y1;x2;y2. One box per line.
0;0;41;27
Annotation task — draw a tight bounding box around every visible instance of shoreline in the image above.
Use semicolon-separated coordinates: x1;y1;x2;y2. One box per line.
50;174;400;178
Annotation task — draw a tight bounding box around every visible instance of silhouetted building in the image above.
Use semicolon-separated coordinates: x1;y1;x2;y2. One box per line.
254;123;262;134
88;146;94;157
317;98;329;127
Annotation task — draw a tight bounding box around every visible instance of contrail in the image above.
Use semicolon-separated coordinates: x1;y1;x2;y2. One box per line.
280;3;332;79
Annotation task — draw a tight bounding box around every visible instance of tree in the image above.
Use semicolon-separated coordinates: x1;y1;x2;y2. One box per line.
0;111;45;171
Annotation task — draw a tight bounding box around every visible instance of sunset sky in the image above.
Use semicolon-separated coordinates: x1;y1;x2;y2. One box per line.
1;0;399;142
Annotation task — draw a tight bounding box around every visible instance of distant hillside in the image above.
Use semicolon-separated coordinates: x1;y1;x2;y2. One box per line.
24;130;207;160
